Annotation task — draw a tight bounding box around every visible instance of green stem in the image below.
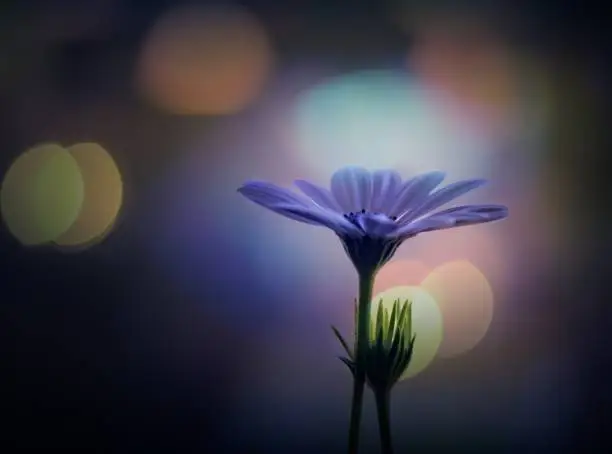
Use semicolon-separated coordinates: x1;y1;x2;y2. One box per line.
347;271;374;454
374;388;394;454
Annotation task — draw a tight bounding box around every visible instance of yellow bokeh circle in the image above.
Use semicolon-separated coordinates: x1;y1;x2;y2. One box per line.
54;142;123;248
421;260;494;358
1;142;123;249
1;143;84;246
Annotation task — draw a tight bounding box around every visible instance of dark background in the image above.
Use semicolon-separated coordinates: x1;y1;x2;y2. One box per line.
1;0;611;452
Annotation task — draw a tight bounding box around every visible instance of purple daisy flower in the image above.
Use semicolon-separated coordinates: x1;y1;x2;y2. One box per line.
238;166;508;275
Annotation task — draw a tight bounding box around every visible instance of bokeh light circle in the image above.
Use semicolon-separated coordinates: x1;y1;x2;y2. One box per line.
405;226;508;285
372;285;443;379
137;4;274;115
292;69;492;179
373;259;431;296
409;18;519;111
1;143;84;246
54;142;123;248
420;260;494;358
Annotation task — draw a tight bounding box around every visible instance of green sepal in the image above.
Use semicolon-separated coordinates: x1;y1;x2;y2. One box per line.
338;356;356;376
363;299;416;392
391;334;416;383
331;325;354;360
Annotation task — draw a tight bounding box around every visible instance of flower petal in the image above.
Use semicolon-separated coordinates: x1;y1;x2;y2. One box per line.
272;204;364;236
395;204;508;238
238;181;310;209
430;204;509;224
238;181;324;225
394;216;456;238
294;180;343;212
354;213;399;237
388;171;446;217
330;166;373;213
402;178;487;223
370;170;402;213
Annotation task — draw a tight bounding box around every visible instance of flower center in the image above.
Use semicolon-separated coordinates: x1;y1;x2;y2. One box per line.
343;209;398;222
336;210;404;273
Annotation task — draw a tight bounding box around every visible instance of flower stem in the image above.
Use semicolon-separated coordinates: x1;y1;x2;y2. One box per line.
374;388;394;454
347;271;374;454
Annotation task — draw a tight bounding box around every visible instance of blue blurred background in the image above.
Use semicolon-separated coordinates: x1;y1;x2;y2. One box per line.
1;0;610;452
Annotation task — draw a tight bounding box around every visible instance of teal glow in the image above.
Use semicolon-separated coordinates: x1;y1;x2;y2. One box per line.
292;69;491;179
